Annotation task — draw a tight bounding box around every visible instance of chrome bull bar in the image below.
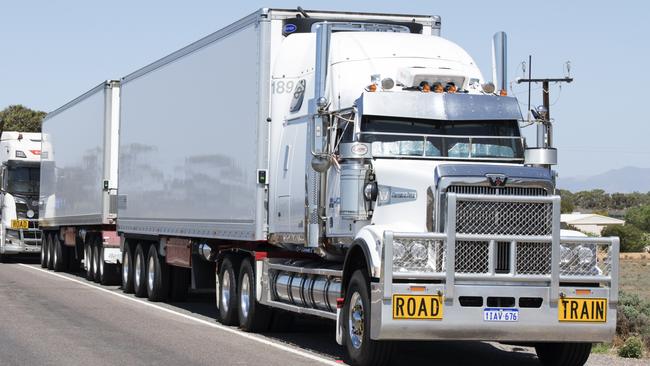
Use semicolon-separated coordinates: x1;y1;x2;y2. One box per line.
382;193;619;304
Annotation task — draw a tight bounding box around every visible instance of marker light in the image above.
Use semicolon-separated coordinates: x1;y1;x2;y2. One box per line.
420;82;431;93
499;89;508;96
482;82;496;94
432;82;444;93
445;82;457;93
368;83;378;92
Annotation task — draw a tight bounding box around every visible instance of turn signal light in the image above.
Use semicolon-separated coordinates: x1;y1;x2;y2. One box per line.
445;82;457;93
368;83;378;92
420;82;431;93
433;82;444;93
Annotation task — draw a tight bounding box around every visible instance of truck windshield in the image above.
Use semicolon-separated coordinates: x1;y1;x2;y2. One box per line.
358;116;524;160
6;166;40;195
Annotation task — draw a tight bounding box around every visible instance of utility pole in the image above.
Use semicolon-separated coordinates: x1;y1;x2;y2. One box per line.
517;72;573;148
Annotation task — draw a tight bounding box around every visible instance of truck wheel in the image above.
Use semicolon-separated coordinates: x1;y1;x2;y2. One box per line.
52;235;68;272
92;238;103;283
218;257;239;325
535;342;592;366
344;270;393;366
146;245;169;302
47;233;55;270
121;241;135;293
68;243;81;273
40;234;49;268
169;266;190;302
237;258;271;332
133;244;148;297
85;239;94;280
98;245;119;285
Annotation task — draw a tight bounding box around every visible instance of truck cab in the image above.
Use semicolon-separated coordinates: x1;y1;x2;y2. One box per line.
0;132;42;260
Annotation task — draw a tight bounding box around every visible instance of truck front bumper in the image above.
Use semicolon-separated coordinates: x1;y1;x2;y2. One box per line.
370;282;616;342
1;242;41;255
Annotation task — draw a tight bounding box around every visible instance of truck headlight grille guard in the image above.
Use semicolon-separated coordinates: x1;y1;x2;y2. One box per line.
382;193;620;304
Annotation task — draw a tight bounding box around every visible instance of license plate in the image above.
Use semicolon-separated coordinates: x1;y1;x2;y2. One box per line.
483;308;519;322
11;219;29;229
559;298;607;322
392;294;443;320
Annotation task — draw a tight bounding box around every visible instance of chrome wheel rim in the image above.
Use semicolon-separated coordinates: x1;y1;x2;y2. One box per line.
85;246;90;271
348;292;364;350
134;252;141;289
147;255;155;292
240;272;250;320
41;241;46;263
122;251;130;285
221;270;231;313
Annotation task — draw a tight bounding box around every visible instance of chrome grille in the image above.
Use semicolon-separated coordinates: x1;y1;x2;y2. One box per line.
455;200;553;236
517;242;552;275
455;241;489;273
447;185;547;196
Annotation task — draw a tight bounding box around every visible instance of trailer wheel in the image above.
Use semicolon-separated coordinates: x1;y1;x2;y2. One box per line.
218;257;239;326
121;241;135;293
146;245;169;302
97;245;119;285
47;233;55;270
40;233;49;268
535;342;592;366
344;270;393;366
52;234;68;272
85;239;94;280
237;258;271;332
169;266;190;302
133;244;148;297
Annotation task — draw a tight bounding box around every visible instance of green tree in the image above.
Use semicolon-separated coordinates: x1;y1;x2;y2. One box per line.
559;189;575;213
625;205;650;232
573;189;611;210
0;104;45;133
601;224;647;252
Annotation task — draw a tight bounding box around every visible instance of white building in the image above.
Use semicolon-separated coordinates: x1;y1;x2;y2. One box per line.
560;212;625;236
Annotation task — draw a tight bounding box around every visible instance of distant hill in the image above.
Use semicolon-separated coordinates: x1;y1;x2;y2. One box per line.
558;166;650;193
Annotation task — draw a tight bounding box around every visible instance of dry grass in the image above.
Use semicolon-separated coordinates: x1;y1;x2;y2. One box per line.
619;254;650;302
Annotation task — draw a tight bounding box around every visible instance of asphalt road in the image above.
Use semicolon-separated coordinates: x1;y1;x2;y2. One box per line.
0;259;645;366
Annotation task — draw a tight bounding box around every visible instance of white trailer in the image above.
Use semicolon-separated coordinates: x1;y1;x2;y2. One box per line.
41;8;619;366
39;81;121;283
0;132;42;260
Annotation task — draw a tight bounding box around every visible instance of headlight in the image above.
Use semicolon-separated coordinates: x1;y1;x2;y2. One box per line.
576;245;595;266
27;210;35;218
393;241;406;262
560;245;572;265
411;241;428;261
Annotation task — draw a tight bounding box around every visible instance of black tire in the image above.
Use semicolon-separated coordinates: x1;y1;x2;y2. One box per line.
535;342;592;366
85;238;94;281
92;237;102;283
52;235;68;272
237;258;271;332
217;257;239;326
47;233;55;270
133;244;148;298
146;245;169;302
98;245;120;285
169;266;190;302
344;270;393;366
40;233;49;268
121;241;135;293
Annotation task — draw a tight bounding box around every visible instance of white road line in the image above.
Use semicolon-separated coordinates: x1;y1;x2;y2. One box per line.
17;264;343;366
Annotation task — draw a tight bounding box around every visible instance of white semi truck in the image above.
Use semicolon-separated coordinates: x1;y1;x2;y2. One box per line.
40;8;619;366
0;131;42;260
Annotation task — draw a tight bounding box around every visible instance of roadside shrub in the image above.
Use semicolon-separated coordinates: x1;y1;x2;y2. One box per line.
618;336;644;358
616;292;650;338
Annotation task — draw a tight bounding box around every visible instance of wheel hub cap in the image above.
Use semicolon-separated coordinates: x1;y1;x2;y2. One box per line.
240;273;250;319
221;271;231;313
148;255;155;292
348;292;365;349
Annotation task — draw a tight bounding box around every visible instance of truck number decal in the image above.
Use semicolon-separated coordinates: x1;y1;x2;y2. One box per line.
272;80;295;94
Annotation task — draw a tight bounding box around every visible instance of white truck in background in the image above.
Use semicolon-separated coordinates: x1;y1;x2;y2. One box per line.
0;132;42;260
40;8;619;366
39;81;121;283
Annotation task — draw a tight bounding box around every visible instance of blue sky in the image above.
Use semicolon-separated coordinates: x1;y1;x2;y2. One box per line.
1;0;648;178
